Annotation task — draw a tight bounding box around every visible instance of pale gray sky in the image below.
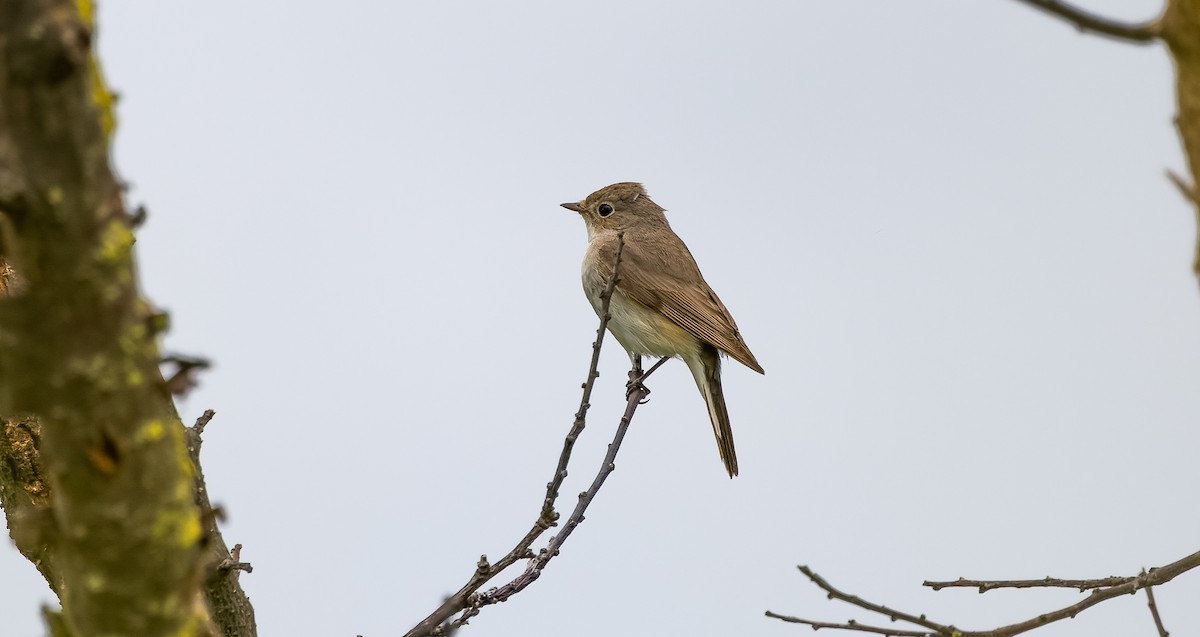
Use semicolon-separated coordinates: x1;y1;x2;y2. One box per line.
4;1;1198;636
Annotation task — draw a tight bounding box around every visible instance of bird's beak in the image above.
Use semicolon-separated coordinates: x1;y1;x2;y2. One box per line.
561;202;585;213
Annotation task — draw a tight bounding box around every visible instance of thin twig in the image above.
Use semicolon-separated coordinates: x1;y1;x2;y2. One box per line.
404;233;629;637
977;553;1198;637
475;357;667;605
537;231;628;530
791;566;959;634
217;544;253;576
1143;575;1169;637
764;610;934;637
1009;0;1162;43
924;575;1130;592
1167;169;1200;205
192;409;215;437
769;550;1200;637
162;353;212;396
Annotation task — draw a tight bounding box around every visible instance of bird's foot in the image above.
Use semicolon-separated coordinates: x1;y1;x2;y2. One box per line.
627;357;672;403
626;368;651;402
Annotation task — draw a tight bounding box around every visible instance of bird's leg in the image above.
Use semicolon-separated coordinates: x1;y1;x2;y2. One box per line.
626;354;644;399
627;356;671;402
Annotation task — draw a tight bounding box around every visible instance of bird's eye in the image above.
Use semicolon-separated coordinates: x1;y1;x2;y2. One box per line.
598;203;614;217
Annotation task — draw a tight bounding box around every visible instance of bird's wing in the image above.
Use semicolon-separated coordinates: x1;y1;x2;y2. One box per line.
593;231;764;374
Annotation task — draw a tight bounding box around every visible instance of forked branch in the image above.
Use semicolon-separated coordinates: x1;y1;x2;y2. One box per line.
767;549;1199;637
405;232;658;637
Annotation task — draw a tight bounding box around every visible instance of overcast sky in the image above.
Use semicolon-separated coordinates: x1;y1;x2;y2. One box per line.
4;1;1199;636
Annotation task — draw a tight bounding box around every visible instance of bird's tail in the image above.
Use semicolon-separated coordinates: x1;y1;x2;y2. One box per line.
687;345;738;477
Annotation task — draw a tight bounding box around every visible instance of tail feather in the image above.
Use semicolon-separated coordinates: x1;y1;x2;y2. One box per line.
687;345;738;477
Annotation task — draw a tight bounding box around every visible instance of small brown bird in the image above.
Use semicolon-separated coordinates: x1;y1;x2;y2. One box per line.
563;182;764;477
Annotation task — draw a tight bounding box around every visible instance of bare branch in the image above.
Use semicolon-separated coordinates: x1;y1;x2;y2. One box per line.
474;359;663;605
185;411;258;637
976;551;1199;637
1167;169;1200;205
217;544;254;577
764;610;935;637
1143;576;1169;637
536;230;629;536
776;566;958;634
162;353;212;397
770;550;1200;637
924;575;1130;593
192;409;215;437
405;233;636;637
1010;0;1163;43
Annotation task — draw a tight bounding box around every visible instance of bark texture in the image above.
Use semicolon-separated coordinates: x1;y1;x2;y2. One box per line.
1162;0;1200;272
0;1;213;634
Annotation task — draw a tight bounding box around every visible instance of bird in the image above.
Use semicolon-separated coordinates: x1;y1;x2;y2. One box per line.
562;182;763;477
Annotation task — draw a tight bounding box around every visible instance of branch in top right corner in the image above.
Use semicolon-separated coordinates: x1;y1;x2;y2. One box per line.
1010;0;1164;43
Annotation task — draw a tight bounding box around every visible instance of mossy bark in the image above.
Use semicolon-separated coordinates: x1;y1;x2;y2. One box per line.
1162;0;1200;273
0;1;212;635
